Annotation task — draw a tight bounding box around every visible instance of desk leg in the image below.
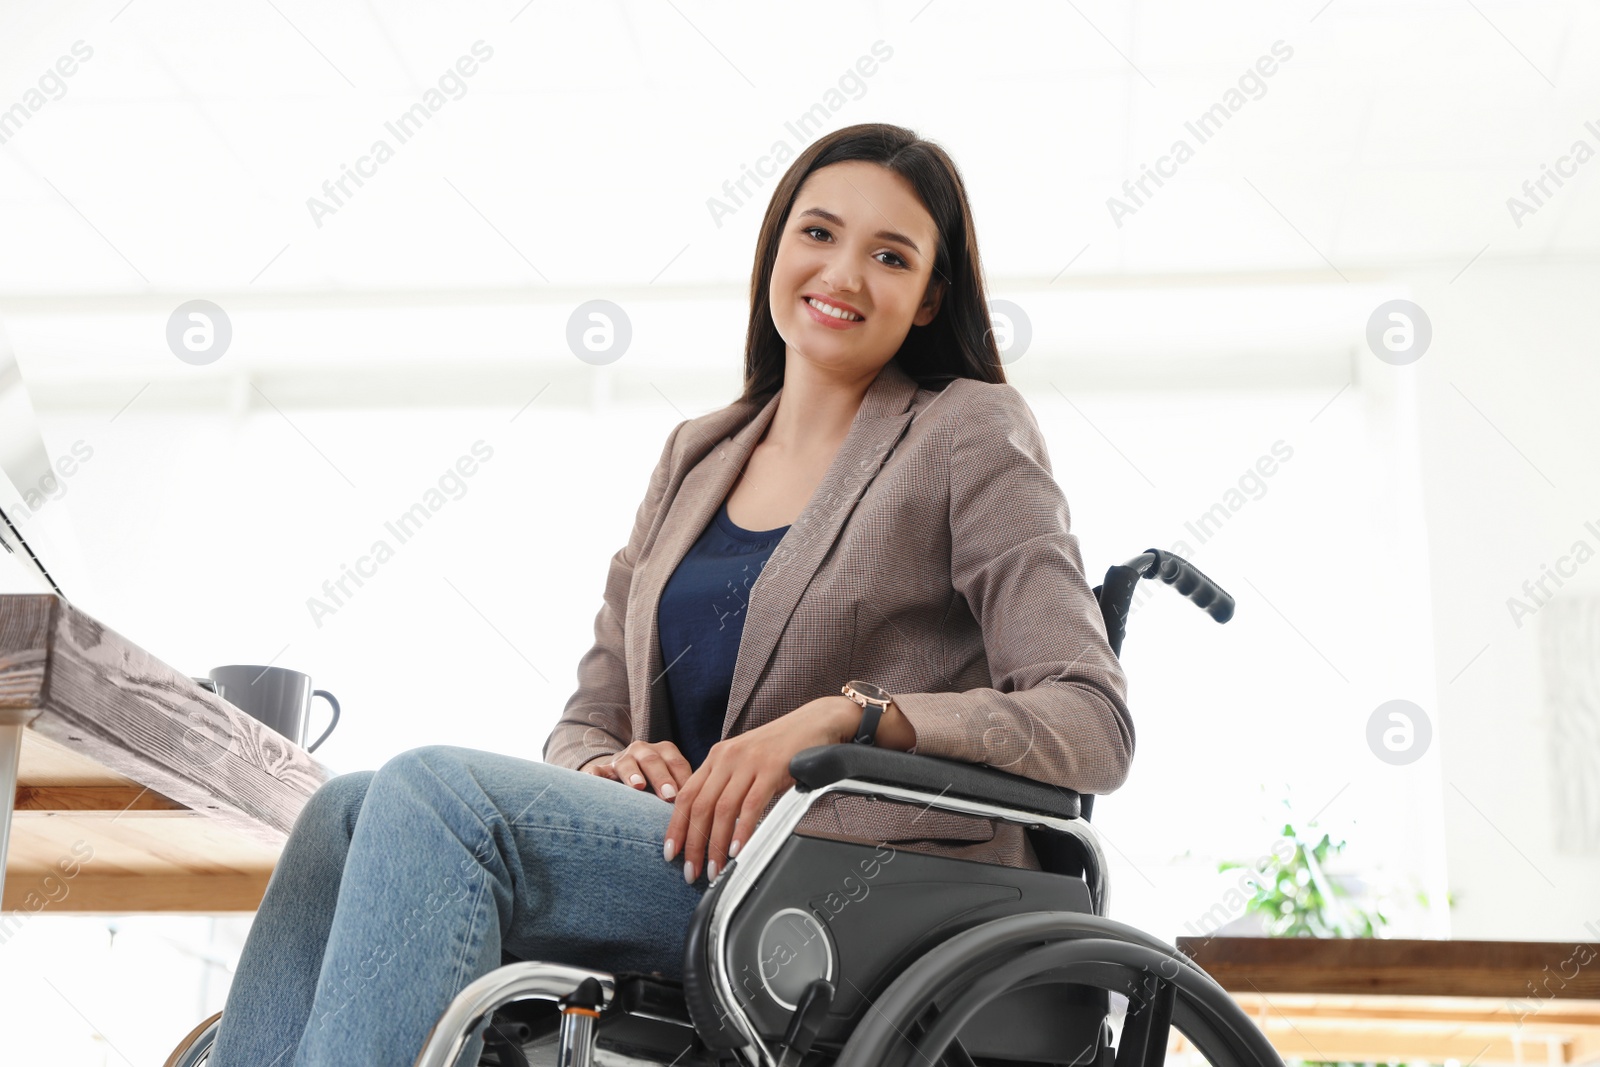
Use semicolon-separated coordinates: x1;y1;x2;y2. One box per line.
0;723;21;909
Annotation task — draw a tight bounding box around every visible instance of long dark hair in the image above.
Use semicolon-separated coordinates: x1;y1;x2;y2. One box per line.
738;123;1004;404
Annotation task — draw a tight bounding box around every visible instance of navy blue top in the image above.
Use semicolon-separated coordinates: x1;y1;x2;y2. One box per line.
657;501;791;771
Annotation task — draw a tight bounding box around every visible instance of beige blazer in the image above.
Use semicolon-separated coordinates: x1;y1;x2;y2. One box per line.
543;357;1133;871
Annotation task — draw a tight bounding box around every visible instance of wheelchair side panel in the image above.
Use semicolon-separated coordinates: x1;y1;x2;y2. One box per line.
707;834;1108;1060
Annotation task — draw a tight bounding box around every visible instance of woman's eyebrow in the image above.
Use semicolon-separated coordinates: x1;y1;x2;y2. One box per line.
796;207;922;256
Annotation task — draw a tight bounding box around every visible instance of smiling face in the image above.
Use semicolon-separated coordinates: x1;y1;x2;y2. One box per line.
768;160;945;379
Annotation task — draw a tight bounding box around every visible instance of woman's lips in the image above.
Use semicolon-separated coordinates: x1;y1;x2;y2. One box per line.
801;296;866;330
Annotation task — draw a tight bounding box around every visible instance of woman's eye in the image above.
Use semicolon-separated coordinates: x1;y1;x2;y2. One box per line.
802;227;908;269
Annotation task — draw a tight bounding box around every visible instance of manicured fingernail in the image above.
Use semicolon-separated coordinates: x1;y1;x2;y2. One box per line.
660;783;676;799
728;839;740;858
683;862;695;884
708;860;719;881
630;773;645;786
663;837;676;862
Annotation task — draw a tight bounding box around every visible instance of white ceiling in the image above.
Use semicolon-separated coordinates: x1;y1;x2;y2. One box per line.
1;0;1594;302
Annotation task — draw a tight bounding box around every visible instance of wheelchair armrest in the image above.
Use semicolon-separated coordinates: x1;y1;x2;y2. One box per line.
788;745;1081;821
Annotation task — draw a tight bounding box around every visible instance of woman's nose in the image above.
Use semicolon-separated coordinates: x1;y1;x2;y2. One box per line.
818;261;862;295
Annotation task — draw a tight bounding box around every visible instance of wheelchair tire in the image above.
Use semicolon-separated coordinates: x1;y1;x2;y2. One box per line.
161;1011;221;1067
832;912;1283;1067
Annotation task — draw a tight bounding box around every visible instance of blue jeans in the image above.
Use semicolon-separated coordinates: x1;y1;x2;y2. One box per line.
210;745;710;1067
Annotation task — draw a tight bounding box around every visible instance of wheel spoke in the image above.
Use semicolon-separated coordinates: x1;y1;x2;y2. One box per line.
907;1008;981;1067
832;915;1283;1067
1114;973;1178;1067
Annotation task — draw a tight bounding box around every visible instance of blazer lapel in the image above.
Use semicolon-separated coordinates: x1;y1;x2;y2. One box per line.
723;359;924;738
625;358;924;749
628;391;776;750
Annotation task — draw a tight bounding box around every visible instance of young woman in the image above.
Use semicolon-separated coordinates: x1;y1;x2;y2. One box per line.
209;122;1132;1066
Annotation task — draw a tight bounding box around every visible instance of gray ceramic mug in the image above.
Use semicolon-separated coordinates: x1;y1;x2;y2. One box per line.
191;665;341;752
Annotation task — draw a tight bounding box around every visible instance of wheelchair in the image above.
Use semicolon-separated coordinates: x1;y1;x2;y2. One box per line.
166;549;1278;1067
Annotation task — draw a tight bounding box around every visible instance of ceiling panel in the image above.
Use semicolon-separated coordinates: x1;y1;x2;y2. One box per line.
0;0;1592;300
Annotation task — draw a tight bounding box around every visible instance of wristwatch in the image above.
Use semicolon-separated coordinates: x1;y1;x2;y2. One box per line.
841;680;893;746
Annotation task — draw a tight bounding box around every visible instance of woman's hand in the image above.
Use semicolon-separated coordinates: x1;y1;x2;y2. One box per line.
579;760;620;781
663;695;854;884
583;741;694;801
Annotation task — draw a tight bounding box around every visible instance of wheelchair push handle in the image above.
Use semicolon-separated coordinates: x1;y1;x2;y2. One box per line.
1132;548;1235;623
1094;548;1234;660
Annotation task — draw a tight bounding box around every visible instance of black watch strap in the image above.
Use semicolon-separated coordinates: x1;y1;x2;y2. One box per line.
852;699;885;745
842;681;891;747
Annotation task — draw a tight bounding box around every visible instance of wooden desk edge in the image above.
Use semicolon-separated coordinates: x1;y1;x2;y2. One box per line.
2;594;333;848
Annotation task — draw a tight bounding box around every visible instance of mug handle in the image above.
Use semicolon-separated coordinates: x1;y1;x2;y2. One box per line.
307;690;341;753
193;678;218;693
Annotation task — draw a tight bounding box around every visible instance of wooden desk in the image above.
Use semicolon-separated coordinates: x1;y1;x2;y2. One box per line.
1178;936;1600;1065
1;594;330;913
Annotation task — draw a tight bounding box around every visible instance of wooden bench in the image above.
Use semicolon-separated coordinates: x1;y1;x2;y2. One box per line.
1179;935;1600;1065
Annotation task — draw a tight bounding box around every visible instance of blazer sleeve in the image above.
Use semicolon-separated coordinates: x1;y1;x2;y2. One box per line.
543;419;686;772
889;383;1135;795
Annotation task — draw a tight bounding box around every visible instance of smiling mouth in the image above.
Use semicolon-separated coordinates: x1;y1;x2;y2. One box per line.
803;296;865;322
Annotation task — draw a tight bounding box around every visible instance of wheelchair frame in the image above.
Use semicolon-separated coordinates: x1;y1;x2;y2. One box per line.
410;763;1112;1067
166;550;1268;1067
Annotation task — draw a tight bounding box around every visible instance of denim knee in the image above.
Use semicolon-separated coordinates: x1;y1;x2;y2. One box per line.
295;770;376;839
373;744;467;786
373;744;513;794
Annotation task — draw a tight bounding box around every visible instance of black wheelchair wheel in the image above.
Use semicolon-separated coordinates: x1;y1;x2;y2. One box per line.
832;913;1282;1067
161;1012;221;1067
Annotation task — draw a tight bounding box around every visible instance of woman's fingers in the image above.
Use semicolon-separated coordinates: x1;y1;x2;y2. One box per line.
666;767;724;882
606;743;694;800
729;782;769;862
633;750;679;799
656;742;696;789
679;768;750;884
662;773;695;866
609;753;647;790
705;775;759;882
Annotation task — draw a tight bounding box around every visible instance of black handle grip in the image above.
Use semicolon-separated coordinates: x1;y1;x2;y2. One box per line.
1136;548;1235;623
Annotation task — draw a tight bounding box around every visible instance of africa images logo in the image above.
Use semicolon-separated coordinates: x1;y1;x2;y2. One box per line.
305;41;495;228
